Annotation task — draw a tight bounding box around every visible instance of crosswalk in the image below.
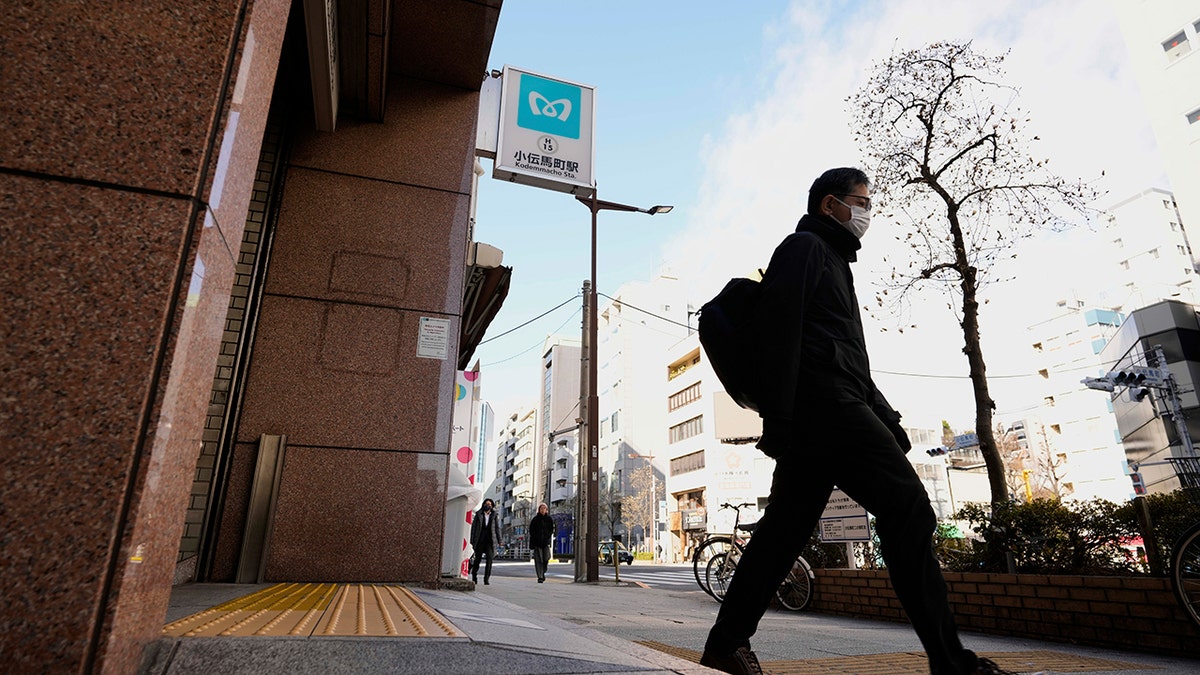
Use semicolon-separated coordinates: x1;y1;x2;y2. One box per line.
489;561;703;590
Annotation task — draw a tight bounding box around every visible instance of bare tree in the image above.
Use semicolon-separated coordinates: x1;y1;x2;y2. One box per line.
621;464;655;550
851;41;1097;506
1030;422;1069;500
598;483;623;544
995;422;1027;501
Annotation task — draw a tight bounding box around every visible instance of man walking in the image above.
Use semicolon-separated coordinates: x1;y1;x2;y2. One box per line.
699;168;1018;675
529;502;555;583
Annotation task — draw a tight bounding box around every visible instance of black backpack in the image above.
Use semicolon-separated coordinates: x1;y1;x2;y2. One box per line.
697;275;763;412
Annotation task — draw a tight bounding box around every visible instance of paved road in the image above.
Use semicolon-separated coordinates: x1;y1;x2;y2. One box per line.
489;560;704;591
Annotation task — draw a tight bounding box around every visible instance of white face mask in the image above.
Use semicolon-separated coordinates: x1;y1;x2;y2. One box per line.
833;197;871;239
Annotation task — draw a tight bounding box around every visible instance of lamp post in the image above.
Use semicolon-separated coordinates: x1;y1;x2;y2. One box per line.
575;190;672;582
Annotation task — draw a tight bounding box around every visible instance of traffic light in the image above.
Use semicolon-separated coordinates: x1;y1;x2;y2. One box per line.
1108;370;1146;386
1129;386;1151;403
1106;366;1167;387
926;446;950;457
1130;472;1145;496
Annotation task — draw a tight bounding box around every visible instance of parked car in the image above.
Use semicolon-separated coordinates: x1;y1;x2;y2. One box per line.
599;540;633;565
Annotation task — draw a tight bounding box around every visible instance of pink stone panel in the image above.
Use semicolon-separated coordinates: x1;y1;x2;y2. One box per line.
0;2;239;195
96;217;237;670
235;295;451;450
288;77;480;195
201;0;291;259
208;442;261;582
263;169;470;311
263;447;447;581
0;174;193;671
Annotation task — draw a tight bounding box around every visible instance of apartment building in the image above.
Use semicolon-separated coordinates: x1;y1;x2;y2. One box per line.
495;406;538;550
538;336;582;507
1023;188;1195;501
595;270;692;546
662;335;774;562
1114;2;1200;251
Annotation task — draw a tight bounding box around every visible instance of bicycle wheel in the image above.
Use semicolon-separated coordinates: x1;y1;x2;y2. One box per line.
706;552;737;602
692;537;734;596
776;556;814;611
1171;521;1200;629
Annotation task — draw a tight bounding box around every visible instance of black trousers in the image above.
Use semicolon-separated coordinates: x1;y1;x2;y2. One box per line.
471;540;494;581
704;400;978;675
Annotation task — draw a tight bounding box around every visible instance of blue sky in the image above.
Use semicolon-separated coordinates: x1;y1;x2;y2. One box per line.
470;0;1168;438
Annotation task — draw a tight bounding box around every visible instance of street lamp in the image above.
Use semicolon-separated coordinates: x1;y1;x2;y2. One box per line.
575;190;672;583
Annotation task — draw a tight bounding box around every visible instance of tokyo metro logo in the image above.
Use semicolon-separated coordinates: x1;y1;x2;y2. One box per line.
516;73;582;139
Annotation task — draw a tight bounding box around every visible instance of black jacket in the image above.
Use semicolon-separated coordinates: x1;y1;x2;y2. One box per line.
470;510;502;555
529;513;555;548
753;214;908;449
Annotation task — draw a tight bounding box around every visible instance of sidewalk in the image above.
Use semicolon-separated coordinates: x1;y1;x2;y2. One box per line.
145;573;1200;674
144;580;711;674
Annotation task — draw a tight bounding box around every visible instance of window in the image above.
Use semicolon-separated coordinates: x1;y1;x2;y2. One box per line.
1188;108;1200;125
1038;368;1049;379
670;450;705;476
1171;222;1179;232
1150;248;1160;259
1163;31;1191;62
1120;260;1130;270
669;415;704;443
1180;245;1187;255
669;381;702;411
1164;199;1174;209
610;411;619;433
1044;395;1056;407
1050;424;1061;434
1113;237;1123;248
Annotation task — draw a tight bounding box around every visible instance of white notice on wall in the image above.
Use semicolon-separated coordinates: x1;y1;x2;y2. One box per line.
417;316;451;360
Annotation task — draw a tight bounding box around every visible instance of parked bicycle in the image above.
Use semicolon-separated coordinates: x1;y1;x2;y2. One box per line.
691;502;814;611
1167;456;1200;628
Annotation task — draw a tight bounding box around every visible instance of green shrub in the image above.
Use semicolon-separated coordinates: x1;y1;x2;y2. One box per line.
932;494;1200;575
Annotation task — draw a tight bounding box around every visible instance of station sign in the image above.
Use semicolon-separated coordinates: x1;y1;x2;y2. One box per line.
493;65;595;196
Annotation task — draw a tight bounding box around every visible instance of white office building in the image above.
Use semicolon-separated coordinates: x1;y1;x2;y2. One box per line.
1113;2;1200;255
595;270;693;547
1022;188;1195;502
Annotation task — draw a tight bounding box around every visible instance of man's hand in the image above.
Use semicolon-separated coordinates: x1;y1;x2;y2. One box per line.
888;421;912;453
756;417;791;458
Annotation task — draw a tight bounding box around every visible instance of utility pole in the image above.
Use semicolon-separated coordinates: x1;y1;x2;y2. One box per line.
575;280;591;582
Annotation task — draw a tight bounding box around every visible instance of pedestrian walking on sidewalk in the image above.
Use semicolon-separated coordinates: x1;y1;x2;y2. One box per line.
699;167;1021;675
529;502;555;583
470;498;501;585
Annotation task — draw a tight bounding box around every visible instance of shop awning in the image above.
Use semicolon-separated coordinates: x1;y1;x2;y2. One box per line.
458;242;511;370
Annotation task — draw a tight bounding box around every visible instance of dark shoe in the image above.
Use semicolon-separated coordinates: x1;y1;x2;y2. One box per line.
483;580;490;585
471;577;477;584
537;578;544;583
974;657;1040;675
699;646;762;675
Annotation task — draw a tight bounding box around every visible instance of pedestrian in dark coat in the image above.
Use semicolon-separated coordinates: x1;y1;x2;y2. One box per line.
529;503;555;583
700;168;1015;675
470;498;501;585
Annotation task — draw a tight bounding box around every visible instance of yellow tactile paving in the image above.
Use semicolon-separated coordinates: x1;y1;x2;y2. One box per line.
635;642;1161;674
163;584;464;638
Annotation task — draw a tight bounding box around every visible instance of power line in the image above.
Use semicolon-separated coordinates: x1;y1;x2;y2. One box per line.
478;294;579;346
481;307;582;367
597;292;694;330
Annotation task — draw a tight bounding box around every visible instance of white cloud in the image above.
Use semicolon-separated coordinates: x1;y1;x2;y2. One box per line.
662;0;1165;430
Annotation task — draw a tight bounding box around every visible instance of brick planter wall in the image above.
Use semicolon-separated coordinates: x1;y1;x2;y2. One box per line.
810;569;1200;657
